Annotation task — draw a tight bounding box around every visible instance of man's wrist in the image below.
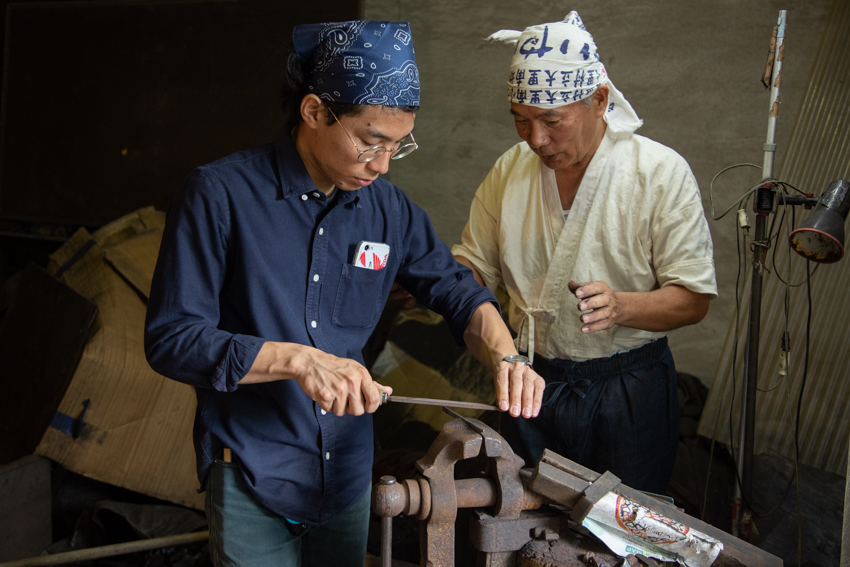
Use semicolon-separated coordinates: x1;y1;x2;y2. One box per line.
502;354;531;366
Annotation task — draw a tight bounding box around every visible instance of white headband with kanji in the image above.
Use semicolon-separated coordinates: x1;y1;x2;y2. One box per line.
488;11;642;133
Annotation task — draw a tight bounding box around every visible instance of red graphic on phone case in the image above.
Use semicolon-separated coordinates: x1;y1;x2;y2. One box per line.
358;251;388;270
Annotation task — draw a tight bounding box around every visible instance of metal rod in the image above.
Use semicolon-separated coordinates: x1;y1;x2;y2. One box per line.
381;516;393;567
383;393;499;412
743;212;767;522
0;532;210;567
762;10;787;178
738;9;787;538
378;475;396;567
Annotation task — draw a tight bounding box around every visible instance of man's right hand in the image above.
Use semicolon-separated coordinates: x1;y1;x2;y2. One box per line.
240;342;391;417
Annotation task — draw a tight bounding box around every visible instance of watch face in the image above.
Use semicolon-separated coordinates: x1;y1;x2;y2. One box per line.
504;355;530;365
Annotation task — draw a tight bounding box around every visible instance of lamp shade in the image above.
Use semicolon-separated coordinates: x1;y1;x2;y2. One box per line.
789;179;850;263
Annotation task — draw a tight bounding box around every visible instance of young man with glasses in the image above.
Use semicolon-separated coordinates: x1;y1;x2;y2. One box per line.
145;20;544;567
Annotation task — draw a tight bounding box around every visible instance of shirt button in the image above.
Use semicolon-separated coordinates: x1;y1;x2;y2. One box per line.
319;228;324;236
311;320;317;328
320;409;327;415
301;194;308;201
313;192;321;198
325;452;331;460
313;274;319;282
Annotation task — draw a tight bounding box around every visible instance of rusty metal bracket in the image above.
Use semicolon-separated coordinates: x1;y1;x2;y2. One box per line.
470;508;566;553
569;470;621;523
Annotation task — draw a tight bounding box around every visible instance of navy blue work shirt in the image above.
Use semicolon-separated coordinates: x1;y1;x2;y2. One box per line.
144;124;497;525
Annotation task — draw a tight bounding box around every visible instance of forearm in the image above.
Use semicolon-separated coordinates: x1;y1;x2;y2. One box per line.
462;301;517;372
611;285;710;332
241;341;385;416
240;341;306;384
463;301;544;418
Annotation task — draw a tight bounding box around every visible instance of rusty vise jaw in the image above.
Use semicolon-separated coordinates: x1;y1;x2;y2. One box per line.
414;416;525;567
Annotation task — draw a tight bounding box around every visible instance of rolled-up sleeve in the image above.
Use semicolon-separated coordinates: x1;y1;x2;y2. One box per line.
650;162;718;298
144;169;264;391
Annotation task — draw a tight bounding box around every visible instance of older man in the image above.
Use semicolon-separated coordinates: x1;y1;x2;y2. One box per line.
145;20;543;567
453;12;717;494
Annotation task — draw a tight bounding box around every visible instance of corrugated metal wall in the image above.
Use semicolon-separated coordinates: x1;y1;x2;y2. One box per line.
698;0;850;475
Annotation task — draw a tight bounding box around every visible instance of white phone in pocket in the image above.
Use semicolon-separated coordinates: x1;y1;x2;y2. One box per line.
352;241;390;270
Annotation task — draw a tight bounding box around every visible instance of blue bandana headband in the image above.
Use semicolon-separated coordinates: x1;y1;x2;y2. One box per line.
293;20;420;107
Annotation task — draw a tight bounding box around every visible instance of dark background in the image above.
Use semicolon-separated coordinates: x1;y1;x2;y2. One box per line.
1;0;359;227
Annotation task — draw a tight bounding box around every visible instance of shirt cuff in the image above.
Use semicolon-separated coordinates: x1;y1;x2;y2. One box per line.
212;334;266;392
657;259;718;298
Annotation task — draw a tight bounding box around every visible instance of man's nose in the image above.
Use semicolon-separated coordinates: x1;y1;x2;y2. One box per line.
366;151;392;175
528;123;549;149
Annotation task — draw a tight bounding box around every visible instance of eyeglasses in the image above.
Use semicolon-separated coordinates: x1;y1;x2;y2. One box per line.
327;107;418;163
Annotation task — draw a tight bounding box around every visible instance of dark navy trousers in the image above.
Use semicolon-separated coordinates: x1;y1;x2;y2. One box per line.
501;337;679;494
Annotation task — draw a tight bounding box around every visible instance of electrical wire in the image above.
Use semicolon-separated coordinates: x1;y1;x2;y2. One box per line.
701;192;747;522
708;163;762;221
701;166;817;527
793;262;813;565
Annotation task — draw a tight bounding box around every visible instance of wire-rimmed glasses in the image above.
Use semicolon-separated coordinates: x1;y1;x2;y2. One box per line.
327;107;418;163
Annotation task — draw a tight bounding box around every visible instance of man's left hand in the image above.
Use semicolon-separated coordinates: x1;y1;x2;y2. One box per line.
569;280;620;333
494;360;545;419
389;281;417;309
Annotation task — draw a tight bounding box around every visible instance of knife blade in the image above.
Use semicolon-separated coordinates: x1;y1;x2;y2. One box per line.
380;392;499;412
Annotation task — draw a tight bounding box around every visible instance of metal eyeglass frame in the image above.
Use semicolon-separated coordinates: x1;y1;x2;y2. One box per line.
326;106;418;163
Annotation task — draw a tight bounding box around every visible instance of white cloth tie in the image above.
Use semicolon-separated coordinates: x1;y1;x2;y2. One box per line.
516;307;556;364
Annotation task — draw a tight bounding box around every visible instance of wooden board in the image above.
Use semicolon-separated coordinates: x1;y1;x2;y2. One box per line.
0;263;98;465
37;209;203;509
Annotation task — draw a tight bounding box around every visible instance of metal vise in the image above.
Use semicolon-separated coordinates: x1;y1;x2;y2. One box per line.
372;415;783;567
371;414;550;566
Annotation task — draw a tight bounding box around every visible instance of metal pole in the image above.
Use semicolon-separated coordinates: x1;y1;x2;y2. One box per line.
0;532;209;567
381;516;393;567
742;211;767;537
762;10;786;180
378;476;396;567
739;9;787;538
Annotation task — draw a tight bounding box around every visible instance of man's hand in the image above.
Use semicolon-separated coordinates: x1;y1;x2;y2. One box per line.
389;280;417;309
494;359;545;418
462;302;545;419
568;280;711;333
241;342;392;417
292;348;391;416
569;280;620;333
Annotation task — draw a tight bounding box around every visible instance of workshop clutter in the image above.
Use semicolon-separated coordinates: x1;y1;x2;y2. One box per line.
35;207;203;509
372;417;783;567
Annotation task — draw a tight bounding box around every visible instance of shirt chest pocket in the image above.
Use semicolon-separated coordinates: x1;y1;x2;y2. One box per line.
332;264;386;329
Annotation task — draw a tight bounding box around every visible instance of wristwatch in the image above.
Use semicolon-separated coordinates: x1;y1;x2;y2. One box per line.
502;354;531;366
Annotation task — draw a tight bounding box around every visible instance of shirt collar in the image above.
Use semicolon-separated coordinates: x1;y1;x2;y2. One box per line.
274;123;359;206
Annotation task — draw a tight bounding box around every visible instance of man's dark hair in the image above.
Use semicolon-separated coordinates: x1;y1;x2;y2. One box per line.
279;43;418;125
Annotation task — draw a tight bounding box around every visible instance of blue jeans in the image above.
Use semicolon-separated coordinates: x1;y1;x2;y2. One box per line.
501;337;680;494
205;459;371;567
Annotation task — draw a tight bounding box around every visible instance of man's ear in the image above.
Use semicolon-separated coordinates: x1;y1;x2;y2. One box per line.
593;85;609;118
300;94;325;129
